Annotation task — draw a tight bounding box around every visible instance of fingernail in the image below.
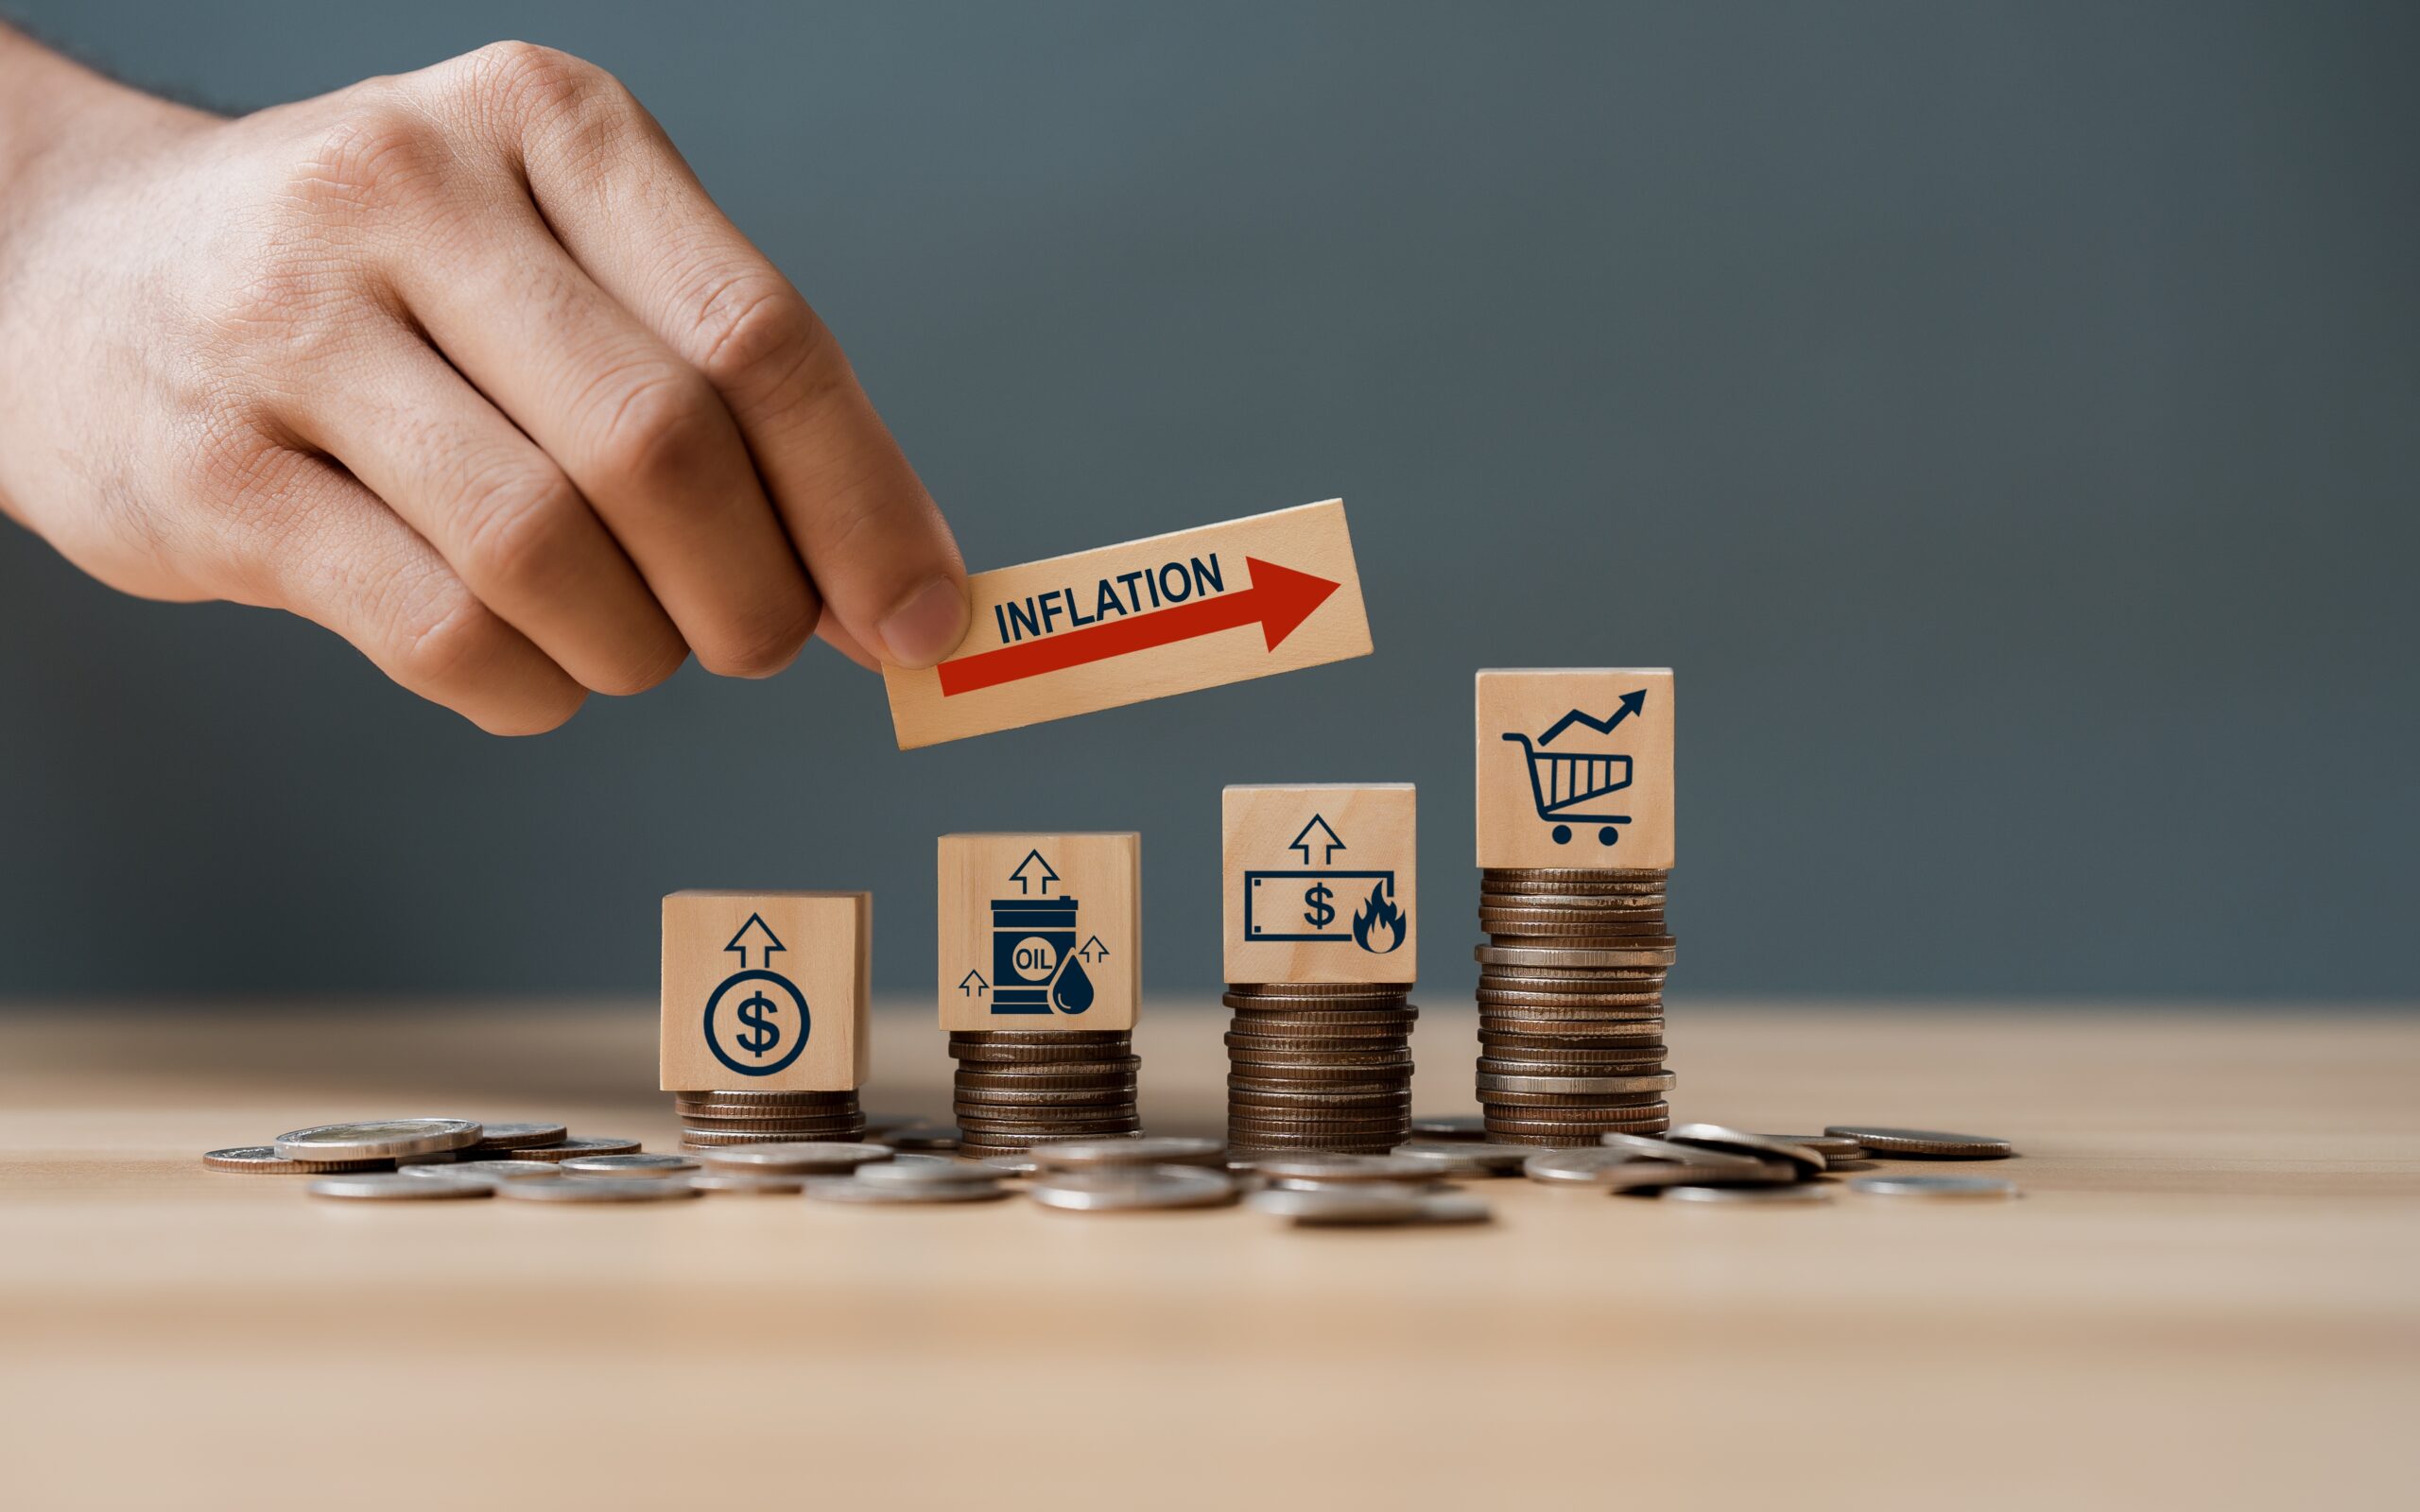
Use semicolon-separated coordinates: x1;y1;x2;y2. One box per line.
878;576;971;668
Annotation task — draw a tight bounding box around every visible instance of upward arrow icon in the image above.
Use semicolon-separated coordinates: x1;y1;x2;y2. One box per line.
1009;850;1061;894
723;913;786;971
1288;814;1346;864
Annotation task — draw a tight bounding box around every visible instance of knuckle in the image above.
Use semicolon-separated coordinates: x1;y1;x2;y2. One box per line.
588;368;724;491
460;41;601;112
691;276;824;394
455;465;587;596
284;104;448;219
697;596;817;679
389;581;513;694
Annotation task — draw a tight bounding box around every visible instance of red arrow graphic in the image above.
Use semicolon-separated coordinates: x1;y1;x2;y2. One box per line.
937;557;1340;697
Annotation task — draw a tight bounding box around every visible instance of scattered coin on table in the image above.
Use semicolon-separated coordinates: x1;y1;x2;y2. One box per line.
308;1172;493;1201
690;1171;807;1195
1242;1153;1440;1185
273;1119;483;1162
1028;1166;1238;1212
504;1136;643;1163
464;1121;569;1152
1659;1182;1834;1204
850;1158;1009;1191
561;1153;700;1178
1409;1114;1490;1141
1665;1124;1828;1179
1248;1185;1491;1227
1391;1141;1534;1177
804;1176;1011;1205
202;1145;391;1175
1755;1133;1866;1164
402;1160;562;1183
495;1177;700;1203
1824;1125;2015;1160
1527;1143;1780;1189
696;1142;894;1173
1036;1136;1227;1170
1849;1176;2020;1200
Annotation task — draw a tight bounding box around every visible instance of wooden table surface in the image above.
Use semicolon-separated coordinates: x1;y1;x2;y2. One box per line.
3;999;2414;1510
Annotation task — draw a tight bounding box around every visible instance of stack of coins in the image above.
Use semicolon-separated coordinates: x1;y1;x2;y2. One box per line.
673;1090;867;1152
1474;867;1675;1145
946;1030;1139;1157
1222;984;1417;1153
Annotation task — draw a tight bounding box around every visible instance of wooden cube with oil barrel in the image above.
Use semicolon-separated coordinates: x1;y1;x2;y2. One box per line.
936;833;1141;1032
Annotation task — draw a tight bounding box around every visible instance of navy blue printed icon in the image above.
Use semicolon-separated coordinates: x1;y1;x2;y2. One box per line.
988;850;1095;1015
1500;690;1645;846
702;913;811;1076
1244;814;1409;954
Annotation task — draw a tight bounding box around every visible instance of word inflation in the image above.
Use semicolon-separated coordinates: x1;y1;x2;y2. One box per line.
992;556;1228;644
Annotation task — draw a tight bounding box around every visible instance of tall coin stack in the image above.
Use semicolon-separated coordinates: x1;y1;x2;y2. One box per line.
1222;983;1416;1153
947;1030;1139;1157
1474;866;1675;1144
674;1090;867;1152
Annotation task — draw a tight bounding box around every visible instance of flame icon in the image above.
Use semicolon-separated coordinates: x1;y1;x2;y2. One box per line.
1350;882;1406;954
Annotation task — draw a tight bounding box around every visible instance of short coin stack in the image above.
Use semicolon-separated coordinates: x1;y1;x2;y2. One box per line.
1474;867;1675;1145
672;1090;867;1153
1222;983;1417;1153
946;1030;1139;1157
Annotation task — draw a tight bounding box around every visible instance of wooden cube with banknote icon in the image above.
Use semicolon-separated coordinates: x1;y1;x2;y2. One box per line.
1222;784;1417;986
1476;668;1674;868
659;890;870;1091
937;833;1140;1031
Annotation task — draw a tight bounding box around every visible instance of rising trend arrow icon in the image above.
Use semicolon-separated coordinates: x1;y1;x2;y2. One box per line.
959;971;990;997
723;913;787;971
1537;690;1648;746
936;557;1341;697
1288;814;1346;865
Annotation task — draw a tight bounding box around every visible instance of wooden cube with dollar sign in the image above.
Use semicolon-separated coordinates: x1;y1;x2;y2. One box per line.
660;890;870;1091
1222;784;1417;986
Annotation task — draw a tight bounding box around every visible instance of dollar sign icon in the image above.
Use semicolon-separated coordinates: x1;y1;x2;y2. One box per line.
735;990;781;1057
1303;882;1336;929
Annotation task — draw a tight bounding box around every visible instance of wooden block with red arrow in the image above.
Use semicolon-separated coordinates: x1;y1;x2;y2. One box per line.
880;499;1373;748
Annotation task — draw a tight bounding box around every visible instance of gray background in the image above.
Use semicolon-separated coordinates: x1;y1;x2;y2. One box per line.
2;2;2412;1004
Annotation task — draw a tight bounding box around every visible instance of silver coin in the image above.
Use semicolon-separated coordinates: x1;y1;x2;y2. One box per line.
980;1153;1041;1176
561;1153;700;1177
494;1177;701;1203
1028;1166;1238;1212
1034;1137;1226;1171
392;1151;460;1166
200;1145;389;1174
1758;1133;1866;1162
880;1126;962;1151
401;1160;562;1183
1666;1124;1827;1178
1660;1182;1832;1205
466;1121;569;1151
498;1136;642;1162
1474;944;1677;968
1242;1154;1438;1184
1526;1145;1775;1188
1248;1185;1489;1226
803;1177;1011;1205
852;1157;1007;1190
1475;1072;1676;1095
307;1172;493;1201
690;1171;807;1194
1824;1125;2015;1160
1409;1114;1489;1141
1849;1176;2020;1200
1391;1142;1532;1177
274;1118;483;1161
694;1142;894;1173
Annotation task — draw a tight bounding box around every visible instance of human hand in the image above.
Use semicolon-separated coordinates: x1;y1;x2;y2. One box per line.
0;34;969;732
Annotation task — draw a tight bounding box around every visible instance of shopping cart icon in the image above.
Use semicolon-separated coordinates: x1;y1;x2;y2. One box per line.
1501;708;1636;846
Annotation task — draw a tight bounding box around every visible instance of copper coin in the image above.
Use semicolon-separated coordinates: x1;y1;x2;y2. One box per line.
679;1126;865;1147
201;1145;393;1174
502;1136;643;1162
949;1029;1131;1044
463;1121;570;1152
1223;982;1416;998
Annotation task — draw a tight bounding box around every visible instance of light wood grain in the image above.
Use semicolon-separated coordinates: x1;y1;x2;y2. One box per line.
2;1000;2414;1511
659;890;870;1090
937;833;1140;1030
1478;668;1674;867
1221;782;1417;983
882;499;1373;747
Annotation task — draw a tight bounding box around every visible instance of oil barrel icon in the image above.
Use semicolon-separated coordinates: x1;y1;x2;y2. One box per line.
989;896;1093;1015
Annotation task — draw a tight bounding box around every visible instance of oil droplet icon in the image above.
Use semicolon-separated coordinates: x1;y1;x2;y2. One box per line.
1051;954;1095;1015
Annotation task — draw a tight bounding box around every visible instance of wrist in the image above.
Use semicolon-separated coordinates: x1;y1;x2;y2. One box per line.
0;28;211;233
